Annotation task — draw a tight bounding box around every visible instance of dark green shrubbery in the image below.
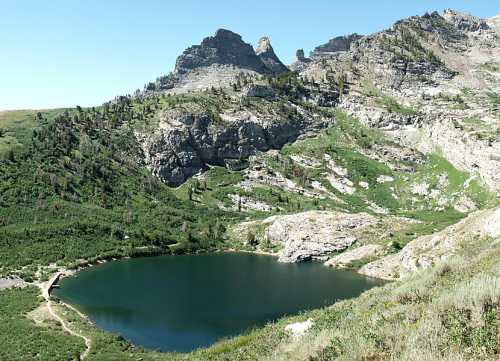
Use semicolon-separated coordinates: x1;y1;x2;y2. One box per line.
0;98;239;275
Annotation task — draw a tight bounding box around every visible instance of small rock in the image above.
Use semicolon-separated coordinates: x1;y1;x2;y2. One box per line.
285;319;314;339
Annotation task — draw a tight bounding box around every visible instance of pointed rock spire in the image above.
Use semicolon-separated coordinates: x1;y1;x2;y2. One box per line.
255;37;289;74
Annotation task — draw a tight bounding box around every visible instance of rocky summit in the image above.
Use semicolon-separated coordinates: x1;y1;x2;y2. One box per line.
311;33;363;57
146;29;288;93
174;29;269;75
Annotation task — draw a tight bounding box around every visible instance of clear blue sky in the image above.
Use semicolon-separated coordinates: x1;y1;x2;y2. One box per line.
1;0;497;110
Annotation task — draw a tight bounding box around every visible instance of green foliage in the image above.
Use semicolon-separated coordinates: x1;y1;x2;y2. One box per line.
0;99;238;275
486;91;500;106
480;62;500;73
0;287;85;361
379;26;441;64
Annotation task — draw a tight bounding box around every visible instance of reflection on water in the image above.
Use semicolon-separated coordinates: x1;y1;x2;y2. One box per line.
54;253;384;352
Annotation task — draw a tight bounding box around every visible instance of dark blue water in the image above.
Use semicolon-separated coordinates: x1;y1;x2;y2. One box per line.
54;253;383;352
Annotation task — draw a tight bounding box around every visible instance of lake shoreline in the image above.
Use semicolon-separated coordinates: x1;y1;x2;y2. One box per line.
45;247;279;294
43;245;385;300
52;252;385;353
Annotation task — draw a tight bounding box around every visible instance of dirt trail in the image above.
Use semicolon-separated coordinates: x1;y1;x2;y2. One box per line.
40;272;92;360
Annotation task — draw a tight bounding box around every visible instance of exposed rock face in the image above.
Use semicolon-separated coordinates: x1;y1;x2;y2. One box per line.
146;29;289;93
296;49;307;62
255;37;289;74
324;244;384;268
396;117;500;192
257;211;377;262
442;9;489;32
242;84;276;99
359;207;500;280
137;109;330;186
175;29;269;75
290;49;312;72
295;10;500;196
140;9;499;197
311;33;363;57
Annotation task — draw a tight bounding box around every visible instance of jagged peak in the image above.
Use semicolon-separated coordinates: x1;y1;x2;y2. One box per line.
295;49;311;62
212;28;243;41
255;36;289;74
172;28;269;75
311;33;363;57
255;37;272;55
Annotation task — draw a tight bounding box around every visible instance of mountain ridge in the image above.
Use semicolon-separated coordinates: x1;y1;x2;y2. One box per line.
0;7;499;361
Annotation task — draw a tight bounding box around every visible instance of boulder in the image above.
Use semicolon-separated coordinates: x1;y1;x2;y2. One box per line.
242;84;276;99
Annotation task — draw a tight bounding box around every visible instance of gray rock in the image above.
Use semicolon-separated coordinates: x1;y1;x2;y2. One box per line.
137;109;329;186
242;84;276;99
255;37;289;74
296;49;307;62
145;30;289;93
290;49;312;72
442;9;490;32
263;211;377;263
311;33;363;57
175;29;269;75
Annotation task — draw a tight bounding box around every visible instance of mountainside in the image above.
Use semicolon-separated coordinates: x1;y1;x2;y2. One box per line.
0;8;499;361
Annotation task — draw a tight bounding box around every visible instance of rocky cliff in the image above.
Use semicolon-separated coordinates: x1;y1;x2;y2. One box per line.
137;99;331;186
174;29;269;75
298;10;499;191
145;29;288;93
255;37;289;74
311;33;362;57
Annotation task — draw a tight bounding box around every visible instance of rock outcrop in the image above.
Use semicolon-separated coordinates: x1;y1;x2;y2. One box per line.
442;9;490;32
146;30;288;93
137;108;330;186
255;37;288;74
175;29;269;75
233;211;377;263
311;33;363;57
296;49;307;62
359;207;500;280
242;84;276;99
290;49;312;72
324;244;384;268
